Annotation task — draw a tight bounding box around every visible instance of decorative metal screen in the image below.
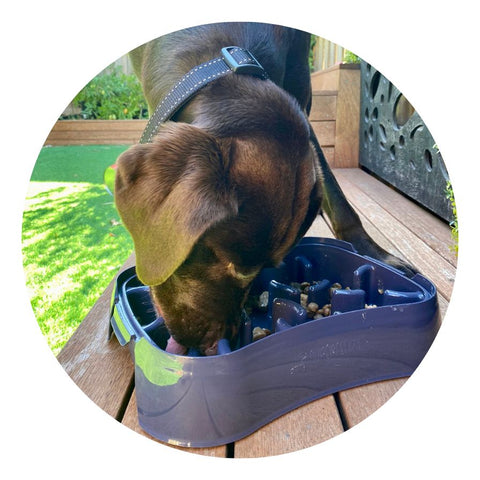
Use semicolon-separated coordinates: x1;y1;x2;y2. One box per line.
359;61;452;222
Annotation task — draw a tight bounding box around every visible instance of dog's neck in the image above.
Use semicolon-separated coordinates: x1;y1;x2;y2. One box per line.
140;47;268;144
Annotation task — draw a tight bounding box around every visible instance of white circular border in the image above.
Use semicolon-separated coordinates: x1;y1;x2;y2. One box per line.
3;1;477;478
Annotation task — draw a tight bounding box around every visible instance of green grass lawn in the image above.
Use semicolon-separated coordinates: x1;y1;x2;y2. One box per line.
22;145;134;355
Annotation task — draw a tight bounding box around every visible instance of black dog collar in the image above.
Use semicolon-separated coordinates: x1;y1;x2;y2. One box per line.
140;47;268;143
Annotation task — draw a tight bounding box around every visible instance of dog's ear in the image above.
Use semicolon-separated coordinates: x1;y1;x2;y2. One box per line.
114;122;237;286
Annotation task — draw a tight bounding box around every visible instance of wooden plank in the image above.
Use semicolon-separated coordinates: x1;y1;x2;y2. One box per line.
310;120;335;147
325;174;452;322
44;120;147;145
49;120;147;131
309;91;337;121
321;146;335;166
311;64;360;91
57;254;136;419
308;177;406;266
121;390;228;458
350;206;451;317
311;66;340;91
311;187;405;263
234;396;345;457
335;168;457;267
47;130;140;141
310;65;360;168
334;66;360;168
337;378;408;428
46;139;138;146
344;198;450;317
305;213;334;238
332;169;456;300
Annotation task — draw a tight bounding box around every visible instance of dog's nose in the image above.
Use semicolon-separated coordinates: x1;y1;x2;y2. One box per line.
165;336;187;355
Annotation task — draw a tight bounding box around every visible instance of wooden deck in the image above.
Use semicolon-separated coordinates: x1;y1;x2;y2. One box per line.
57;167;455;458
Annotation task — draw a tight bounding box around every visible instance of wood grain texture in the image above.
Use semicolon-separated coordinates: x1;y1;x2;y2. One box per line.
45;120;147;145
311;65;361;168
57;254;136;419
337;378;408;428
306;213;335;238
333;169;456;300
233;396;345;457
321;146;335;166
334;68;360;168
311;66;340;91
311;121;336;147
309;91;337;121
347;205;451;318
335;168;457;266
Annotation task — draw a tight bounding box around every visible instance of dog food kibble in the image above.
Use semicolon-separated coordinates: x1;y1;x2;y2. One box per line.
246;279;376;335
307;302;319;312
329;282;342;297
300;293;308;308
306;302;320;318
258;291;269;310
320;304;331;316
244;291;269;314
291;280;342;317
252;326;271;342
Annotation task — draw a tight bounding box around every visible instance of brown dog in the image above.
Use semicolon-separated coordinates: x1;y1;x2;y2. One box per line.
115;22;415;355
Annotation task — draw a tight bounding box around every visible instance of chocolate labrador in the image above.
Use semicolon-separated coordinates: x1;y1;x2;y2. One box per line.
114;22;415;355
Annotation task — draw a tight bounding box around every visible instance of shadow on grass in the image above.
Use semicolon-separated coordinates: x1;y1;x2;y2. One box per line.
23;145;134;355
24;186;126;267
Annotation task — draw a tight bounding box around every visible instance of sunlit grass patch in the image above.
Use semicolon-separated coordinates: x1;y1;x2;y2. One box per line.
22;145;133;355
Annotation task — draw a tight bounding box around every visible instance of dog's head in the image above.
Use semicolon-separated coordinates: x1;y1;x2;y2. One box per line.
115;112;321;355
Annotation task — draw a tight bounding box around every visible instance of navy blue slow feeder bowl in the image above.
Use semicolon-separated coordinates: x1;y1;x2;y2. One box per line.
110;237;440;447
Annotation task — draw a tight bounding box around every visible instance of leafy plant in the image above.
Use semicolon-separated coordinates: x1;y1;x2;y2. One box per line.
72;66;148;119
309;35;317;72
445;180;458;255
343;50;360;64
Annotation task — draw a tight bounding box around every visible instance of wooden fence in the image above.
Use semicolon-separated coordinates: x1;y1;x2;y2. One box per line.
46;64;361;168
44;119;147;146
311;37;346;71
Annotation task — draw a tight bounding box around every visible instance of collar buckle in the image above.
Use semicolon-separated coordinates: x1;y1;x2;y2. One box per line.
221;47;267;78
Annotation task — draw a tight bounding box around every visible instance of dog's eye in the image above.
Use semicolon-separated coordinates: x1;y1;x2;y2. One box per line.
226;262;260;282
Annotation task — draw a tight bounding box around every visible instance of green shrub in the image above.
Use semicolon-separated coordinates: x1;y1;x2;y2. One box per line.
309;35;317;72
445;181;459;255
343;50;360;64
73;66;148;119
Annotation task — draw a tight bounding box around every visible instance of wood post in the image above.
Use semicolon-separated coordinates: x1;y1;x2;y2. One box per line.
311;64;360;168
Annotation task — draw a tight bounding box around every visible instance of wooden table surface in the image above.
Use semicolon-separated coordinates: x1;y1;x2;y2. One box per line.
57;168;455;458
